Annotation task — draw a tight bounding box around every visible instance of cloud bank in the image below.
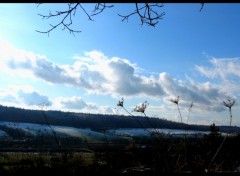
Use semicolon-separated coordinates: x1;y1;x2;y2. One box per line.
1;39;239;118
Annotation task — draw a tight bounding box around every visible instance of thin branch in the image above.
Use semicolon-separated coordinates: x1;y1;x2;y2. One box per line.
36;3;203;36
79;4;93;21
92;3;114;16
118;3;165;27
36;3;42;7
36;3;114;36
200;3;204;12
36;3;82;36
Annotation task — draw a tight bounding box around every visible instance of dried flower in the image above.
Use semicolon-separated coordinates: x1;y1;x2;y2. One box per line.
170;96;182;123
133;101;149;114
223;98;235;109
117;97;124;107
209;98;236;170
170;96;180;105
223;98;236;127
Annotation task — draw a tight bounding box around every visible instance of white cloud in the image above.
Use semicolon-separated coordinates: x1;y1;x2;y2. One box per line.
107;57;166;97
0;42;166;98
196;57;240;80
53;96;113;114
195;57;240;104
54;96;87;110
1;39;240;125
159;72;228;112
17;90;52;106
0;86;113;114
0;86;52;107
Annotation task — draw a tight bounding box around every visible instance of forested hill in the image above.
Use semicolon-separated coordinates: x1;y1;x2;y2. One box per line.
0;105;239;133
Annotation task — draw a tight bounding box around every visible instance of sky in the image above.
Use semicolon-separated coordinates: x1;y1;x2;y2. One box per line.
0;3;240;126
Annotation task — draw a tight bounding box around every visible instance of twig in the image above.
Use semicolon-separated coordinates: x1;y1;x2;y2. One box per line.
92;3;114;16
118;3;165;27
36;3;82;36
200;3;204;12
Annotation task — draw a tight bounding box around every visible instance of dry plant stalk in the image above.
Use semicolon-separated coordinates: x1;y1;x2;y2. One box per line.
133;101;163;138
208;98;236;172
187;102;193;124
223;98;235;127
170;96;183;123
39;103;63;156
116;98;149;131
116;98;161;137
169;96;187;169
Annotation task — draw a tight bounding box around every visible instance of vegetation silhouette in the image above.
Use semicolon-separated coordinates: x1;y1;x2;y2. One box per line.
0;101;240;174
36;3;204;36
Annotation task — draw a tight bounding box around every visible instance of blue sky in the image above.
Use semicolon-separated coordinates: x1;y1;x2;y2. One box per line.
0;3;240;126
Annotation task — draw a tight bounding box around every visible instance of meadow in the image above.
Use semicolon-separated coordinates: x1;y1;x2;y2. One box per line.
0;122;240;175
0;98;240;175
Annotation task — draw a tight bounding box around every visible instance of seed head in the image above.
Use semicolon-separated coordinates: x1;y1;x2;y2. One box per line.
133;101;149;113
117;97;124;107
170;96;180;105
223;98;235;109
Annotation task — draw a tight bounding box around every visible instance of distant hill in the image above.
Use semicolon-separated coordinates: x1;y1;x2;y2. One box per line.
0;105;239;133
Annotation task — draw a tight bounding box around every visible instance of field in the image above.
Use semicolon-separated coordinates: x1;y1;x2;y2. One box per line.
0;121;240;175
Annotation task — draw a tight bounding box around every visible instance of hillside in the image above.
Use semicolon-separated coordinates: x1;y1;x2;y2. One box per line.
0;105;239;133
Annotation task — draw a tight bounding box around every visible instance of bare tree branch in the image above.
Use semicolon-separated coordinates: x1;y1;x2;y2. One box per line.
36;3;115;36
200;3;204;12
118;3;165;27
92;3;114;16
36;3;205;36
36;3;82;36
79;3;93;21
36;3;42;7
